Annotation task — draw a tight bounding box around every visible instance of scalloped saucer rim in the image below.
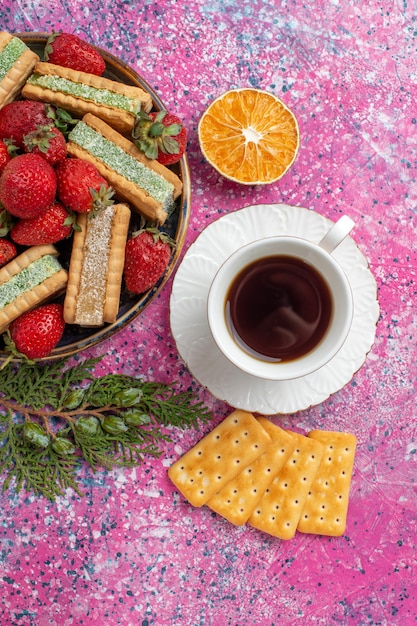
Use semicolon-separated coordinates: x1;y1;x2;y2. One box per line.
169;203;379;415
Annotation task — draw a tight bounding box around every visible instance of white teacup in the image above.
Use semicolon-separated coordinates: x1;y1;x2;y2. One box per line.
207;215;354;381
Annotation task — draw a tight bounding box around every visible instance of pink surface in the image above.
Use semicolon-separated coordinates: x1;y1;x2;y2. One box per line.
1;2;416;625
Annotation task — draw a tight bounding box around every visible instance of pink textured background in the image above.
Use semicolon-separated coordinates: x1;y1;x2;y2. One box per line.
1;1;416;625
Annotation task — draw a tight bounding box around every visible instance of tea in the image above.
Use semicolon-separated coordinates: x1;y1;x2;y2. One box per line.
225;255;333;362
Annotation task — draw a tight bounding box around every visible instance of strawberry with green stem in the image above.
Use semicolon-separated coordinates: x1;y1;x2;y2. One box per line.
44;32;106;76
11;202;75;246
23;125;67;166
0;153;57;219
124;227;176;294
132;110;187;165
4;303;66;361
0;100;52;149
56;157;114;215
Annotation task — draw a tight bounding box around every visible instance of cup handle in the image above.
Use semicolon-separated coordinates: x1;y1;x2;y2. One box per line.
318;215;355;254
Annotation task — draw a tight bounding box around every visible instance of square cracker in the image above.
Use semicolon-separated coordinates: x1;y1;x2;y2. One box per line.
168;410;271;507
206;417;296;526
297;430;357;536
248;430;324;540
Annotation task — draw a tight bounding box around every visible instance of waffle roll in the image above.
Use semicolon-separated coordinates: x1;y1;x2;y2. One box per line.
0;32;39;108
0;245;68;333
22;61;153;134
63;203;131;326
66;113;182;224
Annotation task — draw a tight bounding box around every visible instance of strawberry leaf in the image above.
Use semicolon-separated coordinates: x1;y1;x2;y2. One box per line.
44;31;61;60
88;185;115;218
161;136;180;155
163;123;182;136
47;106;79;137
139;140;159;160
0;209;14;237
149;121;166;137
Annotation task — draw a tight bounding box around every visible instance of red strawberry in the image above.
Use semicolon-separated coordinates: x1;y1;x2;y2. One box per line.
132;110;187;165
124;228;175;294
0;153;57;219
0;140;13;172
45;32;105;76
8;303;65;359
23;125;67;166
0;101;52;149
0;238;16;267
11;202;74;246
56;157;113;214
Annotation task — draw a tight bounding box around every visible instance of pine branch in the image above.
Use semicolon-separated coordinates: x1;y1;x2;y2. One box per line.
0;356;212;501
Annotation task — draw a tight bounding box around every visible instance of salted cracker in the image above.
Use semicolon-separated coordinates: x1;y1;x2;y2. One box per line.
297;430;357;536
248;430;324;540
206;417;296;526
168;410;271;507
64;203;130;326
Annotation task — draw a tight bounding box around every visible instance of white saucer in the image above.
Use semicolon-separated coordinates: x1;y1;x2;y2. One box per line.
169;204;380;415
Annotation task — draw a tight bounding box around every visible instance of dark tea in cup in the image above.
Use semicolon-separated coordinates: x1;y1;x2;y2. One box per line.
225;255;332;362
207;225;354;381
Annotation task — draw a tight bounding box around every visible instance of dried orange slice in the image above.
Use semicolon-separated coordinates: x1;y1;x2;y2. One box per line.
198;88;299;185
